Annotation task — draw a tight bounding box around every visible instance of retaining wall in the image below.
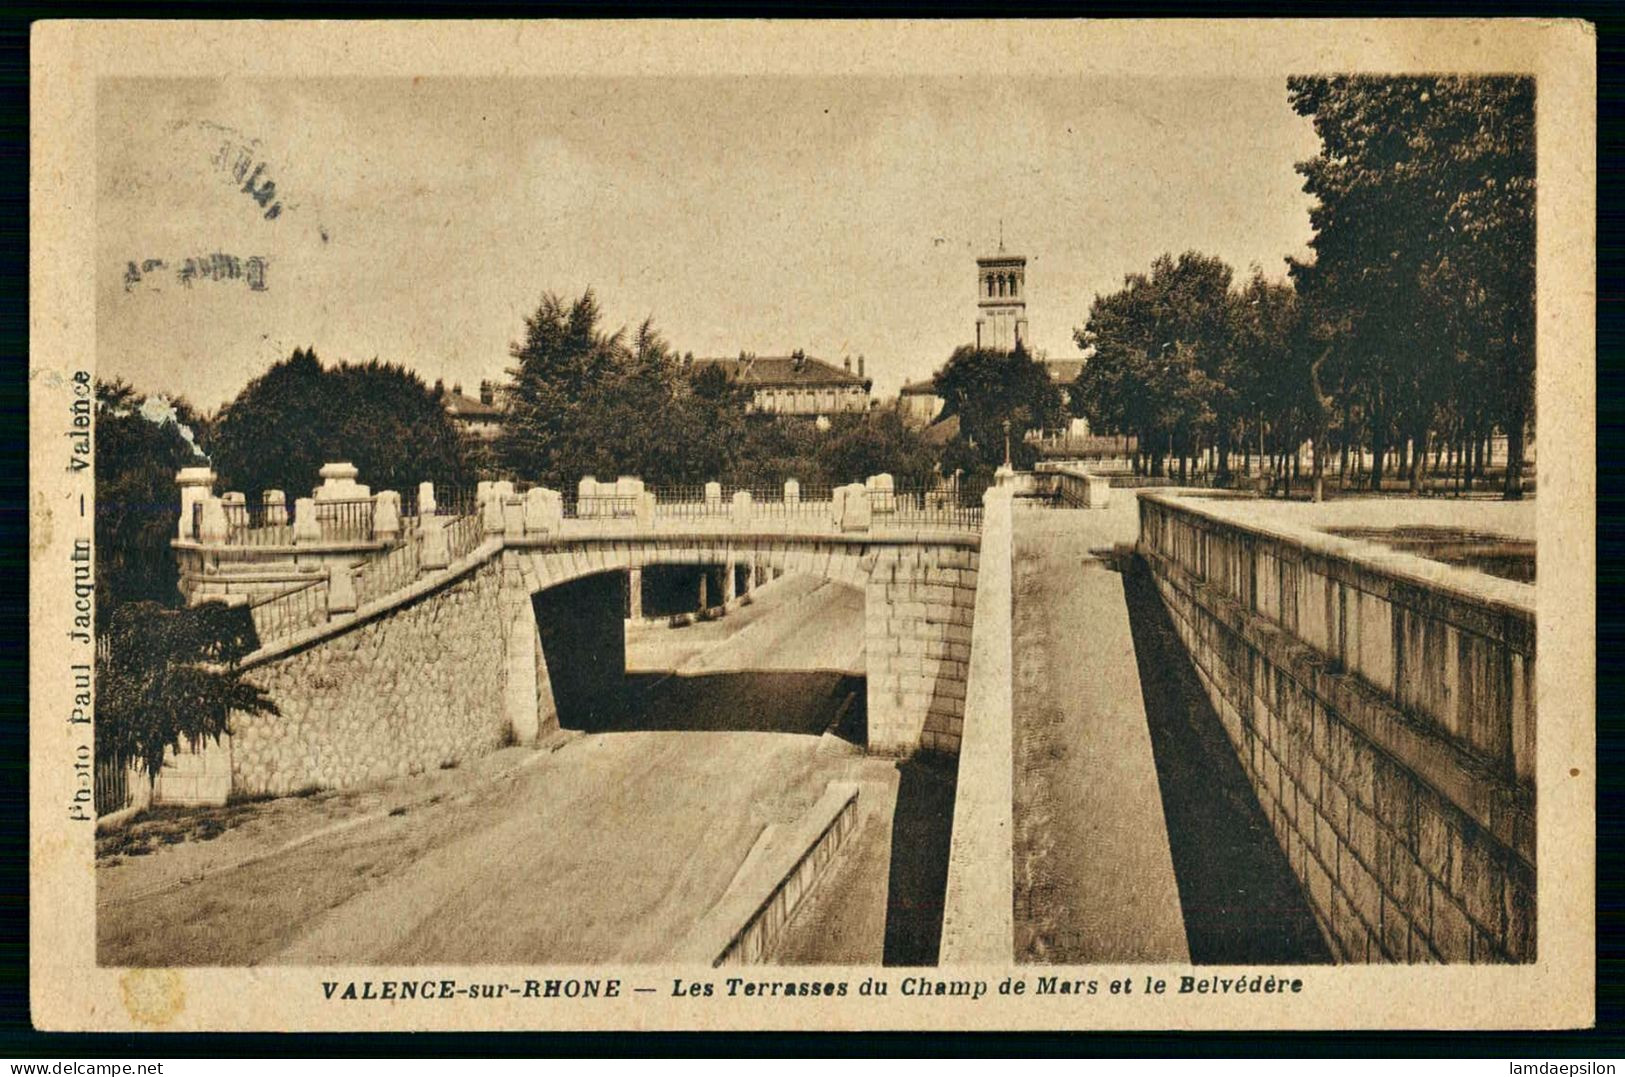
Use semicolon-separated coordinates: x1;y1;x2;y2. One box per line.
1138;492;1535;963
225;556;519;797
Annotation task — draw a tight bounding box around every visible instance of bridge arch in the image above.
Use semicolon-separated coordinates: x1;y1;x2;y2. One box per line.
499;533;977;756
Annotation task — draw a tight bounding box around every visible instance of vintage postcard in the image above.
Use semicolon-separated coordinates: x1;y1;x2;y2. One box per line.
28;20;1595;1032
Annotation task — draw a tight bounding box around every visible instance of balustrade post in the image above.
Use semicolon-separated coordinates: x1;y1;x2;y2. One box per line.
836;483;870;532
418;481;437;518
419;513;450;570
292;497;321;544
263;489;288;526
328;563;357;616
704;481;723;514
374;490;402;543
731;489;752;527
502;495;526;536
784;478;800;511
198;496;229;543
175;466;217;540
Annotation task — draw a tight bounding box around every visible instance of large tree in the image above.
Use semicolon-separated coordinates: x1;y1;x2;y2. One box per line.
97;599;278;786
1287;75;1535;497
94;379;209;624
499;294;754;488
933;342;1065;474
1071;252;1232;480
209;348;473;503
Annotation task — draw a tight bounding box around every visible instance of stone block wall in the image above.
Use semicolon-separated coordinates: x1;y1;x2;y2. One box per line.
227;559;512;797
864;545;979;756
1138;493;1535;963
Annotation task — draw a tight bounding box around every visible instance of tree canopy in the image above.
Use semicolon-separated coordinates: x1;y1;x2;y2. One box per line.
209;348;474;502
498;290;940;491
1068;78;1535;498
94;379;209;624
1287;75;1535;495
933;343;1066;474
96;599;278;782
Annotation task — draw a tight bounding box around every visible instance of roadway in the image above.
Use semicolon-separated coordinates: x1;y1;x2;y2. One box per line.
97;575;883;967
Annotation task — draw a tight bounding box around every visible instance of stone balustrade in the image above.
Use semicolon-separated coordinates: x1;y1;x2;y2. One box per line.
178;464;985;645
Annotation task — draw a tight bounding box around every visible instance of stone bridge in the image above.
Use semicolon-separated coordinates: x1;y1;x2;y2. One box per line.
162;466;984;803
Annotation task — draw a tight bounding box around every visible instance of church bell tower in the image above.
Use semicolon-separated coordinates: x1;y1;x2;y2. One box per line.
975;246;1029;352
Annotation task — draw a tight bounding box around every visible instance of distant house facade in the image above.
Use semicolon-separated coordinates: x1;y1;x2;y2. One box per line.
436;379;504;441
897;378;944;427
689;351;870;419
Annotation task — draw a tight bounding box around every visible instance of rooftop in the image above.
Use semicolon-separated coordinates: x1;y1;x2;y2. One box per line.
690;354;867;389
439;387;503;419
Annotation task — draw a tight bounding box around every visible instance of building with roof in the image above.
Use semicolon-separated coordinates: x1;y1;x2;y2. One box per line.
897;378;944;427
688;351;871;419
437;379;504;441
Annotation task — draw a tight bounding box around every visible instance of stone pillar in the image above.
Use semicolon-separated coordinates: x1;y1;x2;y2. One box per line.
628;567;643;620
705;481;723;514
784;478;800;511
524;487;561;534
263;489;288;526
504;596;541;746
374;490;402;542
316;461;370;501
476;480;494;508
637;491;657;527
482;492;507;535
197;496;229;544
328;563;357;615
175;466;218;539
292;497;321;544
418;481;437;518
838;483;871;532
723;555;737;604
698;571;708;611
502;495;526;536
419;514;450;570
731;489;752;527
866;473;895;515
616;477;644;518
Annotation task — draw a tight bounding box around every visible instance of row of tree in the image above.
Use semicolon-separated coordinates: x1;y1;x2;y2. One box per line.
1070;76;1535;499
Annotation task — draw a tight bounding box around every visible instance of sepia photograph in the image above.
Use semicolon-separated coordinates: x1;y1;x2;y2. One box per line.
28;19;1595;1032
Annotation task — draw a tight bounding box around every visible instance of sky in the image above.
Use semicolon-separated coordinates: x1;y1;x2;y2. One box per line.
97;76;1320;409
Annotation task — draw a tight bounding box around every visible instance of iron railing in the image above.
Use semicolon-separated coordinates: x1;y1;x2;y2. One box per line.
566;494;643;519
867;483;987;530
314;497;375;542
248;576;330;643
445;513;484;562
222;501;295;546
354;541;421;607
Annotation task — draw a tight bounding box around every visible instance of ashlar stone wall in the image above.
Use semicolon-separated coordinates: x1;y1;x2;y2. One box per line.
1139;492;1535;964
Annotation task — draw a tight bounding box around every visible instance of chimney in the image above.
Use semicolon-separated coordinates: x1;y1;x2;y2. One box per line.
858;356;865;379
479;380;494;406
844;356;852;373
433;378;444;397
451;382;462;398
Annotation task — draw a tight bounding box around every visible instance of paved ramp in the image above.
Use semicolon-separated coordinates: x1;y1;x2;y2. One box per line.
1010;504;1190;963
